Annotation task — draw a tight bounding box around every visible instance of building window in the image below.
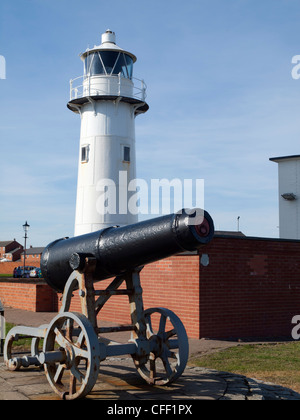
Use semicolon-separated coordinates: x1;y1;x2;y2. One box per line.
123;146;130;163
81;145;89;163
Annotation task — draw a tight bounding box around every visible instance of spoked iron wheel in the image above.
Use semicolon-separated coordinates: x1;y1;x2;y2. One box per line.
133;307;189;386
43;312;100;400
4;328;44;371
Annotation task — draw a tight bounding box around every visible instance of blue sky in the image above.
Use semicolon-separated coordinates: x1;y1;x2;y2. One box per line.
1;0;300;246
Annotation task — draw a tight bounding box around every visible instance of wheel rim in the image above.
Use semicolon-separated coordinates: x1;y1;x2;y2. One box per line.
134;307;189;385
4;329;42;371
4;332;22;371
43;312;100;400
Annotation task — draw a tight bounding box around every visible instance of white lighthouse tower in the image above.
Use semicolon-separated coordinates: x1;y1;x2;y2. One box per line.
68;30;149;236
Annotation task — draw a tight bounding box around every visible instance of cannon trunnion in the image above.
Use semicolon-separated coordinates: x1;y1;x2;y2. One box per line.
4;209;214;400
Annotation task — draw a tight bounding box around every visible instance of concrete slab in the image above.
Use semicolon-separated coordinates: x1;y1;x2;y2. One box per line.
0;360;228;401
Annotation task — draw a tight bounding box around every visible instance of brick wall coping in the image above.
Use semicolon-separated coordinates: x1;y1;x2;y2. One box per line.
214;234;300;243
0;278;47;285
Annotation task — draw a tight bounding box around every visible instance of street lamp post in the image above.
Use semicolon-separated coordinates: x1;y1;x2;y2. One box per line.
23;221;30;278
237;216;240;232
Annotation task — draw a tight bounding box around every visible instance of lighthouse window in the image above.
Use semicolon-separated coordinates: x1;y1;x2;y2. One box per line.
85;53;105;76
100;51;119;75
81;145;89;163
124;54;133;79
112;53;133;79
123;146;130;163
112;53;127;77
84;53;111;76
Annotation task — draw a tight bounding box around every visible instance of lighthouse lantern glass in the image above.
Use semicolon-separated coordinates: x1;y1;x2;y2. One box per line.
84;51;133;79
84;53;102;76
124;55;133;79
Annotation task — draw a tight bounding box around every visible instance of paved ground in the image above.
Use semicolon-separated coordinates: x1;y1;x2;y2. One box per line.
1;308;300;401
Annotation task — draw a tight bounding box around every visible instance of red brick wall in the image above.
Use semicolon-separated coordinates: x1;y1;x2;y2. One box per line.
199;236;300;339
57;255;200;338
0;262;18;275
0;280;55;312
24;255;42;264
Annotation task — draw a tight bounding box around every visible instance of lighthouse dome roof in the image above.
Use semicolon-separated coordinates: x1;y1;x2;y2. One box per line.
80;30;137;63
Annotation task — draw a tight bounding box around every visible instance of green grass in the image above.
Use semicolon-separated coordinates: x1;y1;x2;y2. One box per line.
192;342;300;393
5;323;37;348
0;274;13;277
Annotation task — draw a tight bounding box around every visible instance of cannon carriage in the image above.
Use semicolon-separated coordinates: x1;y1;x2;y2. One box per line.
4;209;214;400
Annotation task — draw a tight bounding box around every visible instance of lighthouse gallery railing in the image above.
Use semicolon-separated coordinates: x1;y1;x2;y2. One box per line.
70;74;147;102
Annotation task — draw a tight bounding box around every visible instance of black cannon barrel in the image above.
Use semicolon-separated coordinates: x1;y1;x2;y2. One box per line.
41;209;214;292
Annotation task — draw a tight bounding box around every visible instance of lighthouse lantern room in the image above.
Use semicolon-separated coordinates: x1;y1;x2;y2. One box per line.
68;30;149;236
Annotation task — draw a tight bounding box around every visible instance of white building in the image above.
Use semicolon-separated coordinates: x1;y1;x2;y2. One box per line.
270;155;300;239
68;30;149;236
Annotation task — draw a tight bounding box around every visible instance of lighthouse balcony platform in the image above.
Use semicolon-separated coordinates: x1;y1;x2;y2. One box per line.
68;74;149;115
70;74;147;102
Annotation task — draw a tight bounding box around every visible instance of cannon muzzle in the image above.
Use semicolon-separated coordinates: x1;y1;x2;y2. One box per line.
41;209;214;292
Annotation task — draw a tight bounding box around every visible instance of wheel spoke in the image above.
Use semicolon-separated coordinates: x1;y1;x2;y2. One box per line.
73;345;89;360
54;364;65;384
165;348;178;360
166;328;177;339
71;365;85;384
66;318;74;341
54;327;70;348
168;339;179;349
158;314;167;335
145;314;154;338
69;373;77;396
76;330;85;347
162;355;173;377
149;357;156;383
54;326;88;359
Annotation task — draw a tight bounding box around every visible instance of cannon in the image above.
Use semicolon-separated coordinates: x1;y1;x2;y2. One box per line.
4;209;214;400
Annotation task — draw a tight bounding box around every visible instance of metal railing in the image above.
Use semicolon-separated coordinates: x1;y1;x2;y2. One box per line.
70;74;147;102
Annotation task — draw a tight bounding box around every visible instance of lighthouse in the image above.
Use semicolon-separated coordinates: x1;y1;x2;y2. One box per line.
68;30;149;236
